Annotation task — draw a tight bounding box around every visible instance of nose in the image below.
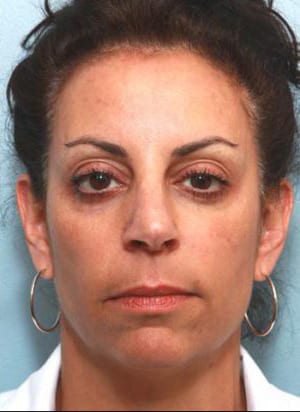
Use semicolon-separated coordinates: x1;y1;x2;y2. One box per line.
122;187;180;254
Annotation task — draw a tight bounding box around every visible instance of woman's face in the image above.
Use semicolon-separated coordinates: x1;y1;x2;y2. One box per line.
32;49;268;367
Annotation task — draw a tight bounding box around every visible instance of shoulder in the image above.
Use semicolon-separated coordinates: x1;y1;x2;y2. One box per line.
0;345;61;412
241;346;300;411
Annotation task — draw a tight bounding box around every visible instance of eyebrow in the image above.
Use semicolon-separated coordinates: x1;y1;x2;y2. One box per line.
64;135;239;158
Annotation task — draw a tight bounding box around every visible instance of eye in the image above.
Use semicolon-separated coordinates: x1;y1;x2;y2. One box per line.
178;168;229;200
71;169;123;195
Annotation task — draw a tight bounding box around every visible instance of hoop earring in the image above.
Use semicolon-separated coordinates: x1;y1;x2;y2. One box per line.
30;269;61;334
244;275;278;337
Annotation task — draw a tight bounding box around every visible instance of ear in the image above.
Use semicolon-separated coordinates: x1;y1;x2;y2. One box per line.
15;173;54;280
254;178;294;281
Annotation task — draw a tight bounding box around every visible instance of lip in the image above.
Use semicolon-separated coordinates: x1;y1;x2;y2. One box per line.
107;284;196;300
105;285;197;314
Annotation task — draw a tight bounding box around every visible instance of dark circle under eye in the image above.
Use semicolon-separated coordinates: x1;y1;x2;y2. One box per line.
89;172;111;190
190;174;212;190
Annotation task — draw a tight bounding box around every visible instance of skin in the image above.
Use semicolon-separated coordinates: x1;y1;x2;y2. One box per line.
16;48;294;411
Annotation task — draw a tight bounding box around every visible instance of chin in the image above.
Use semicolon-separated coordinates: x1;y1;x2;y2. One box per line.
113;327;195;369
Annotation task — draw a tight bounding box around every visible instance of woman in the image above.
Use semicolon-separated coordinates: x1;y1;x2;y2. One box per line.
1;0;300;410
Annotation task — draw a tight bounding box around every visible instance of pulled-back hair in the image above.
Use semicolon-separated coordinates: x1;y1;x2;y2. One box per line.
6;0;300;338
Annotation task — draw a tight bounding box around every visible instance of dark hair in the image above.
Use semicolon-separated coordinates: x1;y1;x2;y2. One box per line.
6;0;300;339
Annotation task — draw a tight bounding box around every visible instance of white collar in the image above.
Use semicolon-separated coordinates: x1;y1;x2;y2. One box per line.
240;346;300;411
1;345;300;411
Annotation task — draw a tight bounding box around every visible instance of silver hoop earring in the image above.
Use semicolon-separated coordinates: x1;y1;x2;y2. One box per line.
244;275;278;337
30;269;61;334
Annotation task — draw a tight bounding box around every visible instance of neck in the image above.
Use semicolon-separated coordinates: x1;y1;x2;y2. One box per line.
56;324;247;411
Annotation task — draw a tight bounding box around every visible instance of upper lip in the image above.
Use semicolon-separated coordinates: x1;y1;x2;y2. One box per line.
108;285;196;300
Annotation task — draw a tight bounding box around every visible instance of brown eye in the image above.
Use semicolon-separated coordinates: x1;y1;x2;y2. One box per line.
190;174;213;190
72;169;122;195
89;172;111;190
184;172;221;192
178;168;229;200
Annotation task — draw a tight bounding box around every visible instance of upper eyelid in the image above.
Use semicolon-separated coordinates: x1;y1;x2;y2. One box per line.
73;163;127;181
178;167;227;179
73;159;228;175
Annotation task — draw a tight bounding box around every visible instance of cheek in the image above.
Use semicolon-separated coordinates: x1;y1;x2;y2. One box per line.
185;180;261;272
47;202;123;315
183;193;261;299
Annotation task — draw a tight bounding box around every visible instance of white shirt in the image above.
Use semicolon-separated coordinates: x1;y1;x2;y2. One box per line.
0;346;299;411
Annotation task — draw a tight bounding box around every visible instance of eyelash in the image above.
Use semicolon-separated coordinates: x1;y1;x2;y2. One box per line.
71;166;229;202
179;168;229;201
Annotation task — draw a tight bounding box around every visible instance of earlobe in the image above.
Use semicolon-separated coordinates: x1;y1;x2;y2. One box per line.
15;173;54;280
254;179;294;281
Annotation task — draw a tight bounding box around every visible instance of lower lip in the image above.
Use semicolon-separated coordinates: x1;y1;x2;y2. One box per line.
106;294;193;313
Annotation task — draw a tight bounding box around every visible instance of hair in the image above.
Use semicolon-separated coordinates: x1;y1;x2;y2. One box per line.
5;0;300;339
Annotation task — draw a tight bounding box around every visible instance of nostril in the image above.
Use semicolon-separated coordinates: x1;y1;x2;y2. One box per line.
132;240;146;247
165;239;175;247
130;238;178;252
164;238;178;251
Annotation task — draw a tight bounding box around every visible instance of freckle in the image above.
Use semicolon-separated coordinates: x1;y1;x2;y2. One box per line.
207;360;216;371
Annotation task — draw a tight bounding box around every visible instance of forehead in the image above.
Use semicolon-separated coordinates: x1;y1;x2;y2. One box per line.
51;48;254;156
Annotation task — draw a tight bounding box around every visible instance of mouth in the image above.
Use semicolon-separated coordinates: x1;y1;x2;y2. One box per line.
105;284;198;314
108;284;197;299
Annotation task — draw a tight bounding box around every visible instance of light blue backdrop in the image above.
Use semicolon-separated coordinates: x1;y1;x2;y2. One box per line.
1;0;300;396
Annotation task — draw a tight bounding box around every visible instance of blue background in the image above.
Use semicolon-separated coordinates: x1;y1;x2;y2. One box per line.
1;0;300;395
